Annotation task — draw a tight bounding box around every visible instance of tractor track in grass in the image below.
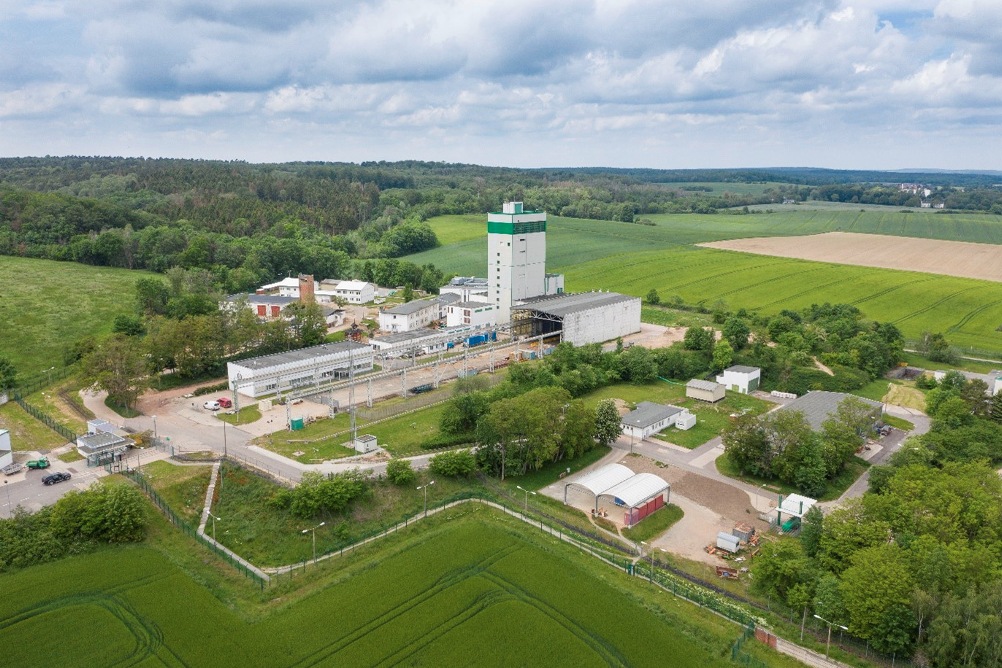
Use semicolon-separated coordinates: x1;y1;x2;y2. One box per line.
292;544;524;668
947;297;1002;334
892;287;980;325
850;277;939;305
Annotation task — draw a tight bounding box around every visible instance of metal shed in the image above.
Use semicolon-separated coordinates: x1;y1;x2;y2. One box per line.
716;532;741;553
686;379;725;403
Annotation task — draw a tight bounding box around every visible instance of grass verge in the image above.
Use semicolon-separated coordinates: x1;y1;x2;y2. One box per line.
217;406;262;425
882;414;915;431
622;503;684;543
57;450;84;463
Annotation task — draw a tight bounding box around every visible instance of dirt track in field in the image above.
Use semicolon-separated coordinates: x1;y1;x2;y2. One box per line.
700;232;1002;283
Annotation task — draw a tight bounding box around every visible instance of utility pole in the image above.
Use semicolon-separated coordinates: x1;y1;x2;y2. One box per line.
302;521;325;563
418;480;435;517
813;614;848;659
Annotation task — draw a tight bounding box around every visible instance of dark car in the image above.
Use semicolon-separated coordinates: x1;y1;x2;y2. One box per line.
42;472;72;485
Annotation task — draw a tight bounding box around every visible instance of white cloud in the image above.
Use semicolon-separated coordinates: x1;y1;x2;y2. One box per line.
0;0;999;168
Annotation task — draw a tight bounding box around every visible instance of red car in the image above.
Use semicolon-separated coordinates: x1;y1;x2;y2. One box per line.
217;397;233;409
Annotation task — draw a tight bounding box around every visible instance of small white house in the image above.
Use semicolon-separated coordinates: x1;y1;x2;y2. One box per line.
259;277;304;297
621;402;691;440
0;429;11;469
378;298;440;333
446;301;498;329
716;365;761;394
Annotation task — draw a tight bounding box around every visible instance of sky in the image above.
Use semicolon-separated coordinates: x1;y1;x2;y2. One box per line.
1;0;1000;169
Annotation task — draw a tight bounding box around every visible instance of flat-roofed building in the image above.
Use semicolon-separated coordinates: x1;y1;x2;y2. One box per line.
228;341;374;398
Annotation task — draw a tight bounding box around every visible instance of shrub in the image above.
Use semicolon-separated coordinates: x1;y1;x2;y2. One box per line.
194;381;230;397
386;459;416;486
428;450;477;477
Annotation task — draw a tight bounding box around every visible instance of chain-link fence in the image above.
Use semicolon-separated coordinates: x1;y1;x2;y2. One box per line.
10;391;79;443
118;467;267;589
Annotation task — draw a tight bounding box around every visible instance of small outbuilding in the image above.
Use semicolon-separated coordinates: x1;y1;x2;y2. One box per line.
350;434;378;454
563;464;670;528
716;365;761;394
686;378;725;403
76;432;132;467
716;531;741;553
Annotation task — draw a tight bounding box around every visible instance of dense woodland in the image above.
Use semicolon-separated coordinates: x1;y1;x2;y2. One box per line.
2;158;1001;295
752;370;1002;665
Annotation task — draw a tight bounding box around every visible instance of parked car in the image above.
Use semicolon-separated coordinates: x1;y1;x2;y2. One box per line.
26;457;50;470
42;472;72;485
203;400;220;411
216;397;232;409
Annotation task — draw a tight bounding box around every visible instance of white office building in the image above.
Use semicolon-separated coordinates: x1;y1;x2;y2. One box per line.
378;298;441;332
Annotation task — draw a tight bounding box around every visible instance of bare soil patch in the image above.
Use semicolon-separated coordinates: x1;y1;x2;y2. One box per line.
700;231;1002;283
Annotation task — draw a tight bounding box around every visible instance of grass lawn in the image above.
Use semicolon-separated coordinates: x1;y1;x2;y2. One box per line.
659;391;774;449
883;383;926;411
140;460;214;525
57;450;84;463
622;504;684;543
0;257;158;377
19;376;92;435
715;451;869;501
0;403;67;451
209;462;475;566
503;445;611;491
883;414;915;431
852;378;895;402
217;405;262;425
581;382;773;449
259;401;463;462
640;304;715;329
104;396;141;418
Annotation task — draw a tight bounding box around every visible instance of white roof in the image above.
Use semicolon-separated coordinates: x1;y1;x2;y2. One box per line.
259;277;300;290
566;463;634;497
779;493;817;518
599;472;670;508
336;280;370;291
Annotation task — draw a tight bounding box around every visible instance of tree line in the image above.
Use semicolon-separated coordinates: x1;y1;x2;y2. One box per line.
752;370;1002;664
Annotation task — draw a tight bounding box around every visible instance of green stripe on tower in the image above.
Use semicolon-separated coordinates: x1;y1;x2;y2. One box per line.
487;221;546;235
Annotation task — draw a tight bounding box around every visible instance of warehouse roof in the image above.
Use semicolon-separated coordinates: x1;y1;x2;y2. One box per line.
259;277;300;290
621;402;682;429
454;301;493;310
723;365;760;375
230;341;371;372
370;329;441;345
515;291;638;318
598;473;670;508
437;293;462;305
687;378;723;392
780;391;882;431
334;280;370;291
382;298;439;315
227;293;298;305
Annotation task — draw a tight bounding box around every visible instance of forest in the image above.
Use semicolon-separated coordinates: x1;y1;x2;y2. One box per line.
3;158;1001;296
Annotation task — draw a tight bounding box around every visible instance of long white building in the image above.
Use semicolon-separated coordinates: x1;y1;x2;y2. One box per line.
378;298;441;332
228;341;374;398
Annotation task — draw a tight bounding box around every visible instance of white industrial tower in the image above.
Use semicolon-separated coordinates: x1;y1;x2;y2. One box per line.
488;201;563;323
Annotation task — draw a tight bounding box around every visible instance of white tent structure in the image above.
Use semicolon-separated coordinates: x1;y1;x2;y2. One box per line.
562;464;671;526
563;464;633;509
598;473;672;509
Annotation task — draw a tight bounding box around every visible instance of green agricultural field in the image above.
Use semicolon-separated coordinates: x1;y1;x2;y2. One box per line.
562;247;1002;352
425;213;486;245
0;514;755;668
0;256;156;376
666;181;794;196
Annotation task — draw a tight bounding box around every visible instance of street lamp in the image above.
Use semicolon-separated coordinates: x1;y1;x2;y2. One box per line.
46;366;54;385
302;521;325;563
516;485;536;513
813;614;848;659
222;419;228;459
206;512;221;542
3;479;9;515
417;480;436;517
